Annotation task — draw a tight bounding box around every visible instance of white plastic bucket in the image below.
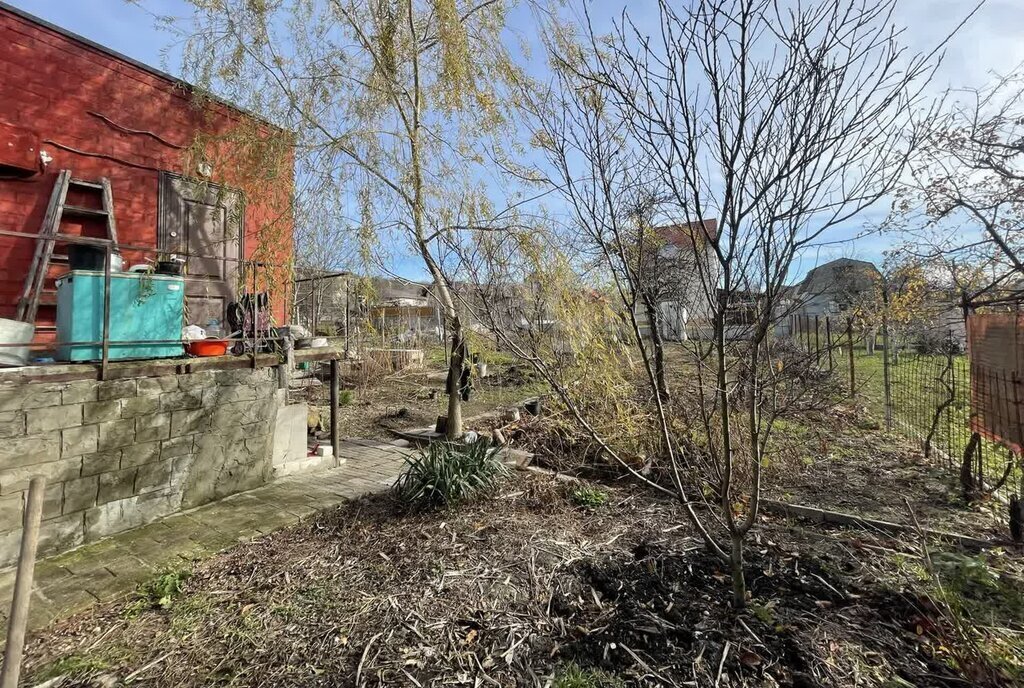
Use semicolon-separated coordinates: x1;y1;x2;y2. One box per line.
0;318;35;367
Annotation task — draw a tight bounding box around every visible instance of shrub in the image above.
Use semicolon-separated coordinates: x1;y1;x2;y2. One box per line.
571;486;608;508
394;439;509;509
338;389;354;406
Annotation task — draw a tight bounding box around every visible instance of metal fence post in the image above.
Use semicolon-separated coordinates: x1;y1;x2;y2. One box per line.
826;316;834;371
882;296;893;431
847;317;855;396
814;315;821;365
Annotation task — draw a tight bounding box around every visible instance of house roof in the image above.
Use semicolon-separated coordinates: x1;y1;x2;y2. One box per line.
655;219;719;248
0;1;282;131
798;258;880;298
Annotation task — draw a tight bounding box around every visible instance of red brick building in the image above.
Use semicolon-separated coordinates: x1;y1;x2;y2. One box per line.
0;2;293;342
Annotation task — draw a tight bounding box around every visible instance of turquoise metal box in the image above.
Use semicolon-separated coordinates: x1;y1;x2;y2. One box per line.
56;270;185;361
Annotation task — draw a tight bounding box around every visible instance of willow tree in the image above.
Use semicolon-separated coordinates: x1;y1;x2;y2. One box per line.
175;0;528;438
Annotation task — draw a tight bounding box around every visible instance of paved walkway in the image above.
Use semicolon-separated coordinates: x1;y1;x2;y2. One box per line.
0;439;412;635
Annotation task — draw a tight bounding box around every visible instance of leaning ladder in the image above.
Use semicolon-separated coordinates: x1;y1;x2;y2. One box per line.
16;170;120;324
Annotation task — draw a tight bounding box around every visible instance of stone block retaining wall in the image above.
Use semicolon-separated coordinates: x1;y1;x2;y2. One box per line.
0;366;286;568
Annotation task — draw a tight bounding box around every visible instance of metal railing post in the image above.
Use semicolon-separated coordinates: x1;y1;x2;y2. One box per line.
101;244;112;380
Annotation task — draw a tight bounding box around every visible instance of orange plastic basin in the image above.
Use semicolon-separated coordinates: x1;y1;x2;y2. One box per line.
187;339;229;357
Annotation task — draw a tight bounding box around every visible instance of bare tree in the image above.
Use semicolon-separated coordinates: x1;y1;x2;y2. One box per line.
463;0;947;609
173;0;529;439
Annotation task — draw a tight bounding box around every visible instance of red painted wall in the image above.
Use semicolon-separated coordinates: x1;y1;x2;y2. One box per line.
0;6;293;340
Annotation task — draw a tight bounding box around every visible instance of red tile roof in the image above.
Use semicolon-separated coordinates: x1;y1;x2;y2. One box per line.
655;219;719;248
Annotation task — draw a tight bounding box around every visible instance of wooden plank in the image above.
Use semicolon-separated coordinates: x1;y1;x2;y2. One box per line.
61;205;109;218
100;177;119;246
293;347;344;364
761;500;1001;550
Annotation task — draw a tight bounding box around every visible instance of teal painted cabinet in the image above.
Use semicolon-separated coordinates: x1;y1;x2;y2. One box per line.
56;271;185;361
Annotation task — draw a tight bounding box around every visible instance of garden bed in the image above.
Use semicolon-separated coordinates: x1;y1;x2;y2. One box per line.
21;470;1023;687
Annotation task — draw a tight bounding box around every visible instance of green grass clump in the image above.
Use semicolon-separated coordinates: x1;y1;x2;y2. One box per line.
394;439;509;509
39;654;111;680
124;567;191;617
553;663;623;688
338;388;354;406
571;486;608;508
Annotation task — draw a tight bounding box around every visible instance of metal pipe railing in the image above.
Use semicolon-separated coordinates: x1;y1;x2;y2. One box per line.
0;225;293;378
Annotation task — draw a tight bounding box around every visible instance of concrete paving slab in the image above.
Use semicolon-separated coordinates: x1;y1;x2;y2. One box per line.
0;438;410;637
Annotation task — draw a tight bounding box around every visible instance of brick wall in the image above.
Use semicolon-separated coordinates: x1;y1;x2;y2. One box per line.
0;366;284;568
0;5;294;333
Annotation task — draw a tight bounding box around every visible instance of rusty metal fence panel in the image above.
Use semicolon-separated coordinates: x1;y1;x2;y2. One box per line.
967;313;1024;455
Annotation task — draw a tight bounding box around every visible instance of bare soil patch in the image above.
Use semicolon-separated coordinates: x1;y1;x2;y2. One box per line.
292;355;546;441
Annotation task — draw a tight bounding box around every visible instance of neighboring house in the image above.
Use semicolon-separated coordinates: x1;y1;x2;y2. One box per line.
0;2;293;340
638;220;720;341
792;258;881;317
293;273;444;343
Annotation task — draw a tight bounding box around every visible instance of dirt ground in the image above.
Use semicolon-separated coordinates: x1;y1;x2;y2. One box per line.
290;352;547;441
20;470;1023;687
17;346;1024;687
761;404;1008;541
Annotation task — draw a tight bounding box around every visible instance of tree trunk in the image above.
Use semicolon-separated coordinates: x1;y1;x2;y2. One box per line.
643;297;671;403
730;532;746;608
445;315;465;440
960;432;980;500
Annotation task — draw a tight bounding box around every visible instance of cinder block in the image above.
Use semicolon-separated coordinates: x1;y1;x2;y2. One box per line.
135;459;173;494
97;467;137;504
96;379;137;401
83;400;122;424
202;385;258;406
96;419;136;451
80;450;122;476
84;492;179;542
169;408;210;437
160;435;194;460
160;389;204;412
214;368;272;386
38;512;84;558
42;482;63;521
0;492;23;528
137;376;179;396
27;404;83;434
61;380;99;404
0;457;82;495
63;475;99;513
135;413;171;442
176;371;217;391
61;424;99;457
120;441;160;468
0;385;61;412
119;395;160;420
0;411;25;439
0;435;62;472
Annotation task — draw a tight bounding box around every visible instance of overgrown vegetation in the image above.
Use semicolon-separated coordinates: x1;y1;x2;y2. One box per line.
900;549;1024;685
124;567;191;617
393;439;509;509
570;486;608;509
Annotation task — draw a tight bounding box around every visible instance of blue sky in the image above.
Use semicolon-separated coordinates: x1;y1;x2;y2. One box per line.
7;0;1024;281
